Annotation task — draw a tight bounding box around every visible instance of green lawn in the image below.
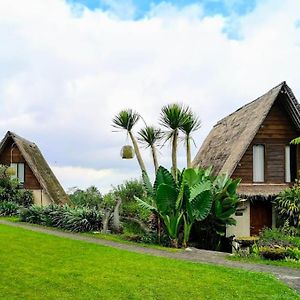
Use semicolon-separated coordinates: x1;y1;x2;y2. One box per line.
0;225;298;300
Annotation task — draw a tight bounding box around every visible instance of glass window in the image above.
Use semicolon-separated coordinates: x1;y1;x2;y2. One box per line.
253;145;264;182
10;162;25;184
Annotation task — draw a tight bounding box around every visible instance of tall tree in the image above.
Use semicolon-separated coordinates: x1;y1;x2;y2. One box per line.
138;126;162;172
112;109;147;174
160;104;189;181
180;112;201;168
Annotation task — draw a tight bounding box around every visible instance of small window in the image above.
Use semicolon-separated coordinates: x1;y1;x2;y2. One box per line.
10;163;25;184
285;146;291;183
253;145;264;182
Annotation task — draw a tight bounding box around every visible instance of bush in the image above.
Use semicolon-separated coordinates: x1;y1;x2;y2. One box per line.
286;247;300;260
275;182;300;227
69;186;103;208
0;201;19;216
19;204;102;232
259;246;287;260
0;165;33;207
257;227;293;248
19;205;44;224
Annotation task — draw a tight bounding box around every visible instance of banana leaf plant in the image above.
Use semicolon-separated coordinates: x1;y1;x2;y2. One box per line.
137;166;214;247
178;168;213;247
211;173;241;235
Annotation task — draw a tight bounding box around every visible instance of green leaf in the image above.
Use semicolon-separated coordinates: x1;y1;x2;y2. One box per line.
142;171;154;197
227;179;241;195
191;190;213;221
190;181;211;201
154;166;176;193
135;196;156;212
183;169;199;187
217;207;236;220
156;184;178;215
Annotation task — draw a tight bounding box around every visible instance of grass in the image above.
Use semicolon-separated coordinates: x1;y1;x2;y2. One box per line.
227;254;300;269
0;224;299;300
0;216;180;252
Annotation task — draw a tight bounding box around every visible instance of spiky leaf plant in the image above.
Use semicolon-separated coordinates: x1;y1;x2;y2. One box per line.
138;126;162;172
112;109;147;173
160;104;191;181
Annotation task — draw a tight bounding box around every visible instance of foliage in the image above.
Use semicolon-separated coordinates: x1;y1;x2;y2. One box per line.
138;126;162;171
68;186;103;208
0;201;20;216
113;179;145;204
112;109;147;173
193;173;241;250
2;225;298;300
0;164;33;207
112;109;140;132
138;126;162;148
137;167;238;248
275;182;300;227
19;204;102;232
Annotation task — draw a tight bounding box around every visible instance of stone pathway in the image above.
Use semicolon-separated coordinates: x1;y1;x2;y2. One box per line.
1;219;299;293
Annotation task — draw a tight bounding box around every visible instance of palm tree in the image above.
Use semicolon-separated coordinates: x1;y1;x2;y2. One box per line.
180;112;201;168
160;104;190;181
138;126;162;172
112;109;147;174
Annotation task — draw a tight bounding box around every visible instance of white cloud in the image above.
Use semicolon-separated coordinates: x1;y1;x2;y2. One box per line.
51;165;138;193
0;0;300;192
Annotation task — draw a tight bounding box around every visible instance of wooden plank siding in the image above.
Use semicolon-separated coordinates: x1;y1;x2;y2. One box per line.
232;98;300;183
0;137;41;189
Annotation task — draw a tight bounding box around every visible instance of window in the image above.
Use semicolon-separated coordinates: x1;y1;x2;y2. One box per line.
285;146;291;183
10;163;25;184
253;145;264;182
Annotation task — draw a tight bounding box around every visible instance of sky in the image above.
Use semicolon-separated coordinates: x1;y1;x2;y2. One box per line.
1;0;300;193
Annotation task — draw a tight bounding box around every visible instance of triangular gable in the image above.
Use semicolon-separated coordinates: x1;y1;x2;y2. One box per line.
0;131;68;204
193;82;300;176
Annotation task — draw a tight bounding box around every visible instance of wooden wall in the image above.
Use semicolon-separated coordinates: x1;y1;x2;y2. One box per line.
232;97;300;183
0;137;41;189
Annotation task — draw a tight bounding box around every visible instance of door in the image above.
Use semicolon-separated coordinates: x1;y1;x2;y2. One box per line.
250;201;272;236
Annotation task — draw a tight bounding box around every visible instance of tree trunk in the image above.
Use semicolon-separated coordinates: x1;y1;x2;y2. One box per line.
151;145;159;173
102;209;112;233
129;131;147;174
186;135;192;168
171;129;178;182
112;197;122;233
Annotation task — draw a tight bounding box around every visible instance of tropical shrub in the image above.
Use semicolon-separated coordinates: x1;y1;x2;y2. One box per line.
0;201;20;216
19;204;102;232
275;182;300;227
137;167;228;247
180;172;240;250
69;186;103;208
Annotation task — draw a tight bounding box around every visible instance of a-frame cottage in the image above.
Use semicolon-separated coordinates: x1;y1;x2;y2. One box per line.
193;82;300;238
0;131;68;205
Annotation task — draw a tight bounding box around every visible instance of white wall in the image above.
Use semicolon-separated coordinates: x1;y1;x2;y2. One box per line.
226;200;250;238
31;189;52;206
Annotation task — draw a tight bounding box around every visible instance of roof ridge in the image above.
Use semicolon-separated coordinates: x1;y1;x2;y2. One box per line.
8;131;36;147
214;81;285;127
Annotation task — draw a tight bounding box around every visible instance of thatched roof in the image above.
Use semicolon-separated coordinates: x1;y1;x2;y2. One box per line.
0;131;68;204
238;184;289;198
193;82;300;177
